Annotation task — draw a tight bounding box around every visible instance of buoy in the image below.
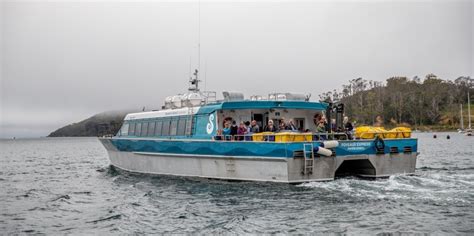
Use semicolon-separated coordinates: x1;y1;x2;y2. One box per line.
320;140;339;149
447;135;450;139
313;146;332;157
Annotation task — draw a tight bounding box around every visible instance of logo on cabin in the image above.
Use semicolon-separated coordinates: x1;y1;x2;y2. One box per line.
206;114;215;134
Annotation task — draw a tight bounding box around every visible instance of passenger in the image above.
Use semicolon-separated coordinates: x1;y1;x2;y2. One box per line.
245;121;251;133
343;116;354;140
374;115;384;127
331;118;337;132
320;116;329;132
264;120;277;132
279;118;287;131
313;113;322;124
222;121;231;141
237;121;247;141
287;119;297;131
250;120;260;133
343;116;353;131
316;121;327;140
230;120;238;140
214;129;223;140
316;121;326;133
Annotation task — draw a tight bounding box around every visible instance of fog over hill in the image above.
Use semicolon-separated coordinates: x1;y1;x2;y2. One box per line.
48;110;137;137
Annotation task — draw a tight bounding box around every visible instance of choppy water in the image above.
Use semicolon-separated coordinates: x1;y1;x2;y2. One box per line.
1;133;473;234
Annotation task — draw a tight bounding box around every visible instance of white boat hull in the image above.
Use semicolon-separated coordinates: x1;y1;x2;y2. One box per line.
100;139;417;183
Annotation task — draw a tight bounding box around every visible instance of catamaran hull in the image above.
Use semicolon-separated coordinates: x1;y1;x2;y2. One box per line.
100;139;417;183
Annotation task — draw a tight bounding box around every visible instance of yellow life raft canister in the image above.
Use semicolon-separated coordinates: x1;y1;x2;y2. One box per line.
386;127;412;138
355;126;387;139
355;126;411;139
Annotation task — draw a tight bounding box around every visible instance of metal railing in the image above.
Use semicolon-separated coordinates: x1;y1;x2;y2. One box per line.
212;132;350;142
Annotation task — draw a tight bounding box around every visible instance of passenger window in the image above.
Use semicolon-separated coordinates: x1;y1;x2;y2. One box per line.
177;119;186;136
148;122;155;136
120;123;129;136
185;118;193;135
129;122;136;136
136;123;142;136
170;120;178;136
141;122;148;137
162;120;170;136
155;121;163;136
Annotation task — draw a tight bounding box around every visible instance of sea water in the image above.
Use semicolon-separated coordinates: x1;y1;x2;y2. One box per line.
1;133;473;234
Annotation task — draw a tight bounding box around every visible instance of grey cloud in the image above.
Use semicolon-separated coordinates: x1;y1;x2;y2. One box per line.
1;1;472;138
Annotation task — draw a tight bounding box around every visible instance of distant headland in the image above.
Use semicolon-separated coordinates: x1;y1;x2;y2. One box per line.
49;74;472;137
48;110;136;137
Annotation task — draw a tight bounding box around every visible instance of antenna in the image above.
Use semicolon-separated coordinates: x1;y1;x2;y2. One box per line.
188;56;192;80
198;0;201;72
204;62;207;92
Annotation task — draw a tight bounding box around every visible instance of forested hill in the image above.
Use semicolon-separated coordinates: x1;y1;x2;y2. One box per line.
319;74;473;130
48;110;137;137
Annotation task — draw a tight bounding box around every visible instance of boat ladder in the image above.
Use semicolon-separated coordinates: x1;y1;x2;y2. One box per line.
303;143;314;175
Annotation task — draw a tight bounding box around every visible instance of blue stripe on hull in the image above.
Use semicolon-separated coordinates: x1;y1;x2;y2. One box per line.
110;138;417;158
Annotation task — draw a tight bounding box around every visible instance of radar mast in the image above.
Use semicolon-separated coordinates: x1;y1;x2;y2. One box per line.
188;69;201;92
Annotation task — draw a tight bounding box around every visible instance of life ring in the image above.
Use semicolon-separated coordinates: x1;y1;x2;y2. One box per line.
374;136;385;152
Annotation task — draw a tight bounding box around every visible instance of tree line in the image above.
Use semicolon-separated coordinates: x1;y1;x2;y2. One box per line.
319;74;473;129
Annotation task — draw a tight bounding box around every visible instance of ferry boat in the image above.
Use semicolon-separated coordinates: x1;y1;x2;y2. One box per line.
99;71;418;183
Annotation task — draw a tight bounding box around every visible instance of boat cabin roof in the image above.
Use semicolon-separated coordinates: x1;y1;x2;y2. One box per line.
196;100;328;115
125;100;328;121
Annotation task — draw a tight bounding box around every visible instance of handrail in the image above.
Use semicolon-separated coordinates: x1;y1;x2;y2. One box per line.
212;132;350;142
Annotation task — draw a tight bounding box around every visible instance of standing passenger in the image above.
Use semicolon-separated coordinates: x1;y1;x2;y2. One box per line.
264;120;277;132
222;121;231;140
288;119;297;131
245;121;251;133
250;120;260;133
237;122;248;141
279;118;287;131
343;116;354;140
230;120;238;140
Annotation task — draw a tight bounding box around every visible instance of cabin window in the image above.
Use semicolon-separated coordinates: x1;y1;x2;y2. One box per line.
120;123;129;136
136;123;142;136
177;118;186;136
162;120;170;136
147;122;155;136
185;118;193;136
141;122;148;137
170;119;178;136
155;121;163;136
129;122;136;136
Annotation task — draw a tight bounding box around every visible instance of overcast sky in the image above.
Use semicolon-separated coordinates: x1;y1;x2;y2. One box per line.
1;0;473;138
